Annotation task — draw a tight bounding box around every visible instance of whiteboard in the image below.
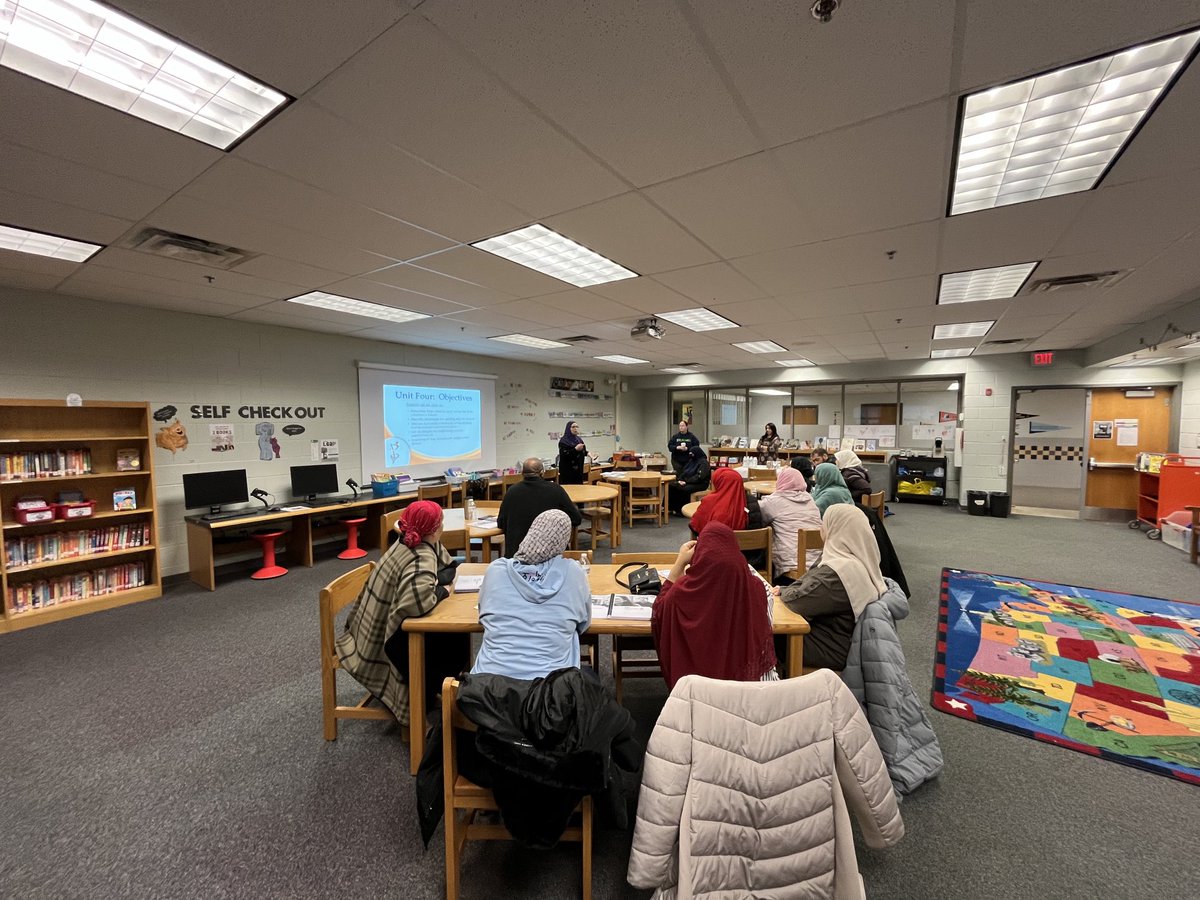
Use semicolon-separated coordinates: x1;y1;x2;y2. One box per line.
842;424;897;440
911;423;956;441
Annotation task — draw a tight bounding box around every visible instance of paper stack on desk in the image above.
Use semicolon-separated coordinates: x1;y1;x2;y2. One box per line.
454;574;485;592
590;593;655;619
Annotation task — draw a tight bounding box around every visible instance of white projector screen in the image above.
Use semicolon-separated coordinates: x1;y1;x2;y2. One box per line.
357;362;497;479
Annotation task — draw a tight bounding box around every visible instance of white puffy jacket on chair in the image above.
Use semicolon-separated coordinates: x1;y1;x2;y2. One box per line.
627;670;903;899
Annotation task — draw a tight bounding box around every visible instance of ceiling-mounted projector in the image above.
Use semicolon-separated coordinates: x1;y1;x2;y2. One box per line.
631;317;665;342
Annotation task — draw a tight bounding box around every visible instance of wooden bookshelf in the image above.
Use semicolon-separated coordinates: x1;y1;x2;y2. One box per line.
0;399;162;633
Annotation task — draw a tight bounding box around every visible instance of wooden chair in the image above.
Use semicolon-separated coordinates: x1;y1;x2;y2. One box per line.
586;467;602;484
419;482;454;508
784;529;825;581
442;677;592;900
542;468;560;483
468;500;503;562
748;466;776;480
499;473;523;497
860;490;886;521
320;562;393;740
733;527;773;582
609;552;678;702
626;474;664;528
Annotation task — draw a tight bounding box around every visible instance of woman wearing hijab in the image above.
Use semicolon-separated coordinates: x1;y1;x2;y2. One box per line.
781;504;899;671
759;466;823;584
472;510;591;681
337;500;466;725
690;467;755;533
667;444;711;516
756;422;783;465
790;455;815;492
652;523;778;689
834;449;872;502
557;421;587;485
812;463;855;516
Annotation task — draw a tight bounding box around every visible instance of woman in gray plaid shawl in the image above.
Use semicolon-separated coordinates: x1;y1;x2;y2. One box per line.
336;501;467;726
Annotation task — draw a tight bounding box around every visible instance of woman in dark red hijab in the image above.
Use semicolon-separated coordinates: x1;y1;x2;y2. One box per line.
689;466;750;535
651;523;777;689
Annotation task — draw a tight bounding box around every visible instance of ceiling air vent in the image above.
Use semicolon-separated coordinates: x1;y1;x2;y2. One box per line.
1024;270;1127;293
560;335;601;343
122;227;259;270
985;338;1030;345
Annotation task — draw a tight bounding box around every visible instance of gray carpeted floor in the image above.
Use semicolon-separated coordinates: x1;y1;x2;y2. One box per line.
2;505;1199;899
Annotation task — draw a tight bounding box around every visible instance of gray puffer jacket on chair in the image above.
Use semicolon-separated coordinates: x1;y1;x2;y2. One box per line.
840;579;944;795
627;671;904;899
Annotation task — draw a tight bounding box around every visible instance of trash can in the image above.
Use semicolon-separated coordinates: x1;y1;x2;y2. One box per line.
967;490;990;516
988;492;1011;518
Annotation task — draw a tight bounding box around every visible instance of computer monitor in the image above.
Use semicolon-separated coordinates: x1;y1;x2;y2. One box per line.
182;469;249;514
290;463;339;502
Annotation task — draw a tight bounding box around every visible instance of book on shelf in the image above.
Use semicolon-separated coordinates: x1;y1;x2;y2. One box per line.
1;447;92;480
5;522;152;569
8;560;149;613
112;489;137;511
115;448;141;471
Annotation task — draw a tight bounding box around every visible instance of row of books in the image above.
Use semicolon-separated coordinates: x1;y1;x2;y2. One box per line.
9;561;148;613
5;523;152;569
0;448;92;480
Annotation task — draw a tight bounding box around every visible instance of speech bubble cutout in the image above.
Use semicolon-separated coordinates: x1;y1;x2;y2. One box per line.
153;405;177;422
282;424;305;436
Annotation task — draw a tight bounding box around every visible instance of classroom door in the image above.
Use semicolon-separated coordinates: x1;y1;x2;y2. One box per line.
1083;387;1173;513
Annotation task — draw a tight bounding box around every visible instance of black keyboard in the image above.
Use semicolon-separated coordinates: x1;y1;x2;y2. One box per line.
202;509;258;522
302;495;357;507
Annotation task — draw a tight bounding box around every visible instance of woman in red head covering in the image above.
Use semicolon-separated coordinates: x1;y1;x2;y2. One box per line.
690;466;758;534
651;523;778;689
337;500;468;725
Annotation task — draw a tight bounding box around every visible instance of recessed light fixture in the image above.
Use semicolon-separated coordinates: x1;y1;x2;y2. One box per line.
286;291;428;324
930;348;974;359
660;366;699;375
655;307;739;332
1109;357;1181;367
775;358;815;367
734;340;787;354
0;223;102;261
950;28;1200;215
0;0;289;149
938;262;1039;304
488;333;570;350
595;354;648;365
471;224;638;287
749;388;790;396
934;321;994;340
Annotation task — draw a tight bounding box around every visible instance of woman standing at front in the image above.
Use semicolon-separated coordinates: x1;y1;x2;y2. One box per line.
557;420;587;485
756;422;782;465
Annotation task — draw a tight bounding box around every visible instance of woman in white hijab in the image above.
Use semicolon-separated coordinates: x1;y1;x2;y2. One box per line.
779;504;889;670
471;510;591;681
833;448;873;503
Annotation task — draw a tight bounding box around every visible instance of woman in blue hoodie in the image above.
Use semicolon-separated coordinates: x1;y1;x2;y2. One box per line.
471;509;591;681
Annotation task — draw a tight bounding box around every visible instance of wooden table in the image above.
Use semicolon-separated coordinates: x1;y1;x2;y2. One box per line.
680;481;776;520
403;562;810;773
563;483;622;547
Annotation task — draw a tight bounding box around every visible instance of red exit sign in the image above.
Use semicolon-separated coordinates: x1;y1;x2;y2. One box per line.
1031;350;1055;367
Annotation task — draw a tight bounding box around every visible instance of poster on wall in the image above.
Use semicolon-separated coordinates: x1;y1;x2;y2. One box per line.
1115;418;1139;447
1092;420;1113;440
311;439;340;461
550;376;594;392
209;424;235;452
939;411;958;422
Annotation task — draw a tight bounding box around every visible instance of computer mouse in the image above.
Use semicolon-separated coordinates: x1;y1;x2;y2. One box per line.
269;507;282;512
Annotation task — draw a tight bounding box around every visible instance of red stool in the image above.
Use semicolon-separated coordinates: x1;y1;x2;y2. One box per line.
339;517;369;560
251;530;288;579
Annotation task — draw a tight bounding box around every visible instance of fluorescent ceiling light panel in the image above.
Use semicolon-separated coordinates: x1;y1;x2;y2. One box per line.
488;333;570;350
734;341;787;354
938;262;1039;304
950;28;1200;215
930;347;974;359
0;223;101;261
1109;357;1181;367
749;388;790;396
287;291;428;324
934;321;994;340
775;358;815;367
660;366;699;374
656;307;738;332
471;224;638;288
595;354;648;365
0;0;288;149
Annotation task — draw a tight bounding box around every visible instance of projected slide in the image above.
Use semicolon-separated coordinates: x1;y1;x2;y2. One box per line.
383;384;481;466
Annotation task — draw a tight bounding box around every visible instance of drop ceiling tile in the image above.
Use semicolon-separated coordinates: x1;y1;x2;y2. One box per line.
230;256;345;290
0;268;68;292
490;298;593;327
796;314;872;336
318;278;474;317
310;15;627;217
439;308;546;332
71;248;305;299
235;102;528;243
938;194;1088;273
181;158;454;262
60;276;265;315
415;246;568;298
1105;67;1200;186
1050;171;1200;258
228;306;371;334
574;293;644;323
707;297;790;327
0;188;134;245
643;154;808;258
544;193;717;275
421;0;760;186
0;249;83;279
367;263;515;307
583;276;690;312
652;262;767;304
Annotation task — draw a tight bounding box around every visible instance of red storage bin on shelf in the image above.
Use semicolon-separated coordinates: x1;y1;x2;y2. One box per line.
13;496;54;525
53;500;96;520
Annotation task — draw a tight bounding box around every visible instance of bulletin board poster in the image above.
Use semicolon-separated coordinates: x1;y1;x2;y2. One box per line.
383;384;481;466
